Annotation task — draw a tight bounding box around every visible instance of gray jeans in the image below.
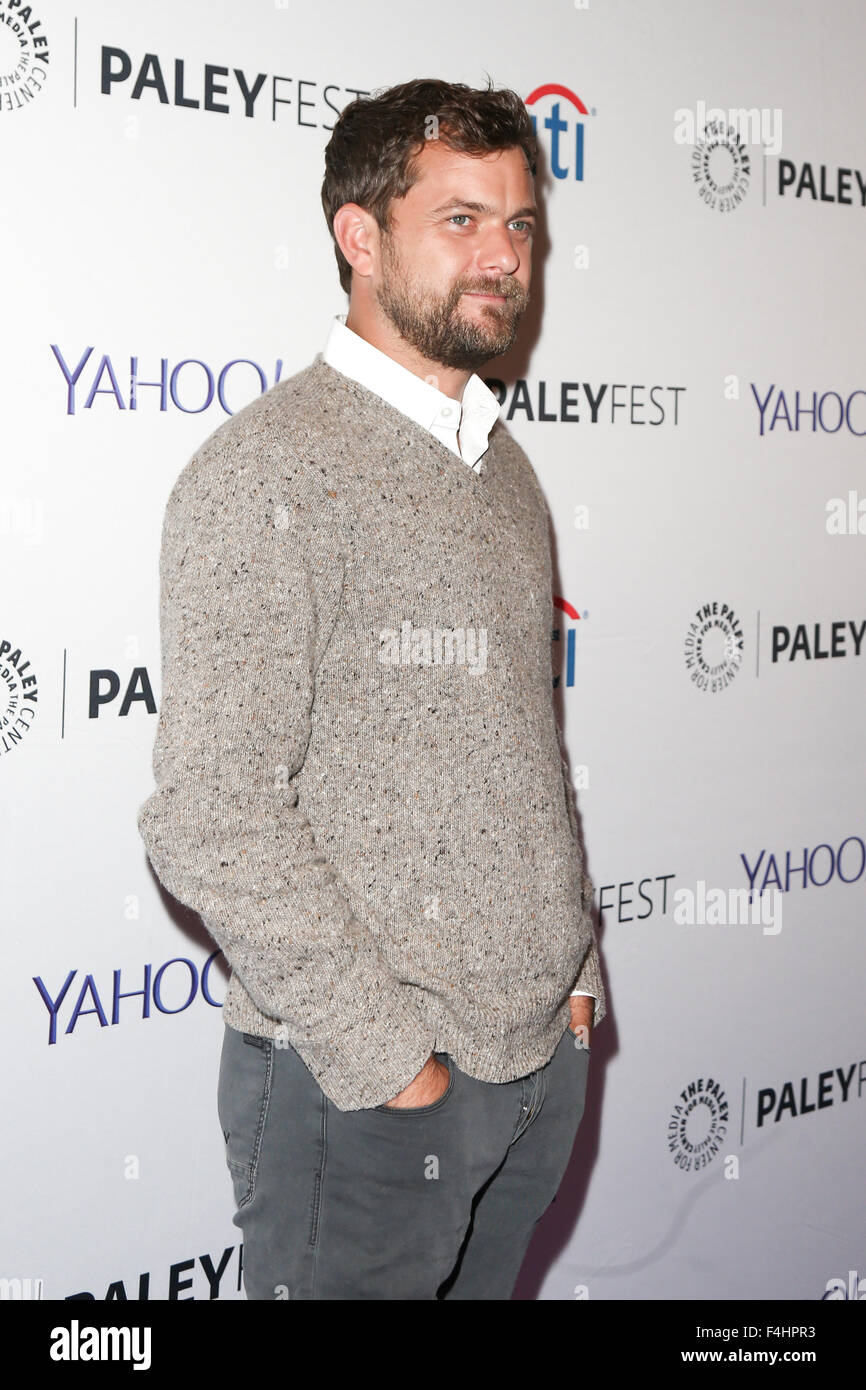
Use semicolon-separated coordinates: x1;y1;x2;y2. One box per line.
217;1020;591;1300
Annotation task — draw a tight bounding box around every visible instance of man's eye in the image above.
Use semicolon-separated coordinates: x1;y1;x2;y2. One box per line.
447;215;533;233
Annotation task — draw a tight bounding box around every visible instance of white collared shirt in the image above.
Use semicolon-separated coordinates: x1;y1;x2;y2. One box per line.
322;314;501;472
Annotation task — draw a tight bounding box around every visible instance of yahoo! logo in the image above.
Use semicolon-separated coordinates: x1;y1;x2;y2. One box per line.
51;345;288;416
741;835;866;895
33;951;224;1044
552;596;583;689
751;383;866;436
526;83;590;182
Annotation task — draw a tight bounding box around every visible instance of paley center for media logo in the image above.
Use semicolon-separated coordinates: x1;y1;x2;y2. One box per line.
0;635;38;755
0;1;50;111
668;1076;730;1172
683;598;861;684
674;100;774;213
674;98;864;218
684;600;744;693
667;1051;865;1175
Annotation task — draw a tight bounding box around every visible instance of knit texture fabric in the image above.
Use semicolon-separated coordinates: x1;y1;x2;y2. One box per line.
137;353;606;1111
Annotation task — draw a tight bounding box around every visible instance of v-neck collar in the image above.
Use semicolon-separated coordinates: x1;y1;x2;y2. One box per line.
308;354;497;492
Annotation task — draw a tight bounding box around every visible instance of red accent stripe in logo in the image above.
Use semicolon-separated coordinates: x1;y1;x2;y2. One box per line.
554;596;581;621
525;84;589;116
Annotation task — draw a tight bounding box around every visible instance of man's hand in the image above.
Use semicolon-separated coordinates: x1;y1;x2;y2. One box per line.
382;1053;450;1108
383;1002;592;1110
568;995;594;1050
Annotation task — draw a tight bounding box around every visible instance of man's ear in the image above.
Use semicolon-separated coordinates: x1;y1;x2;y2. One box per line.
332;203;378;281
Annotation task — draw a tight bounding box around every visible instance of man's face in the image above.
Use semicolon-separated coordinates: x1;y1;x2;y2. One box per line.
373;140;535;371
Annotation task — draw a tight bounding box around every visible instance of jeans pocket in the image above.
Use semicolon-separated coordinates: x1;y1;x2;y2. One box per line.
373;1053;456;1115
217;1029;273;1208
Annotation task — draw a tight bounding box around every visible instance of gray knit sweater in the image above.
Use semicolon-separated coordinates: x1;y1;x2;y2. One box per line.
137;353;606;1111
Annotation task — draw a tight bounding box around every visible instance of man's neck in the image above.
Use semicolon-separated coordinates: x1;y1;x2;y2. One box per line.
344;306;473;402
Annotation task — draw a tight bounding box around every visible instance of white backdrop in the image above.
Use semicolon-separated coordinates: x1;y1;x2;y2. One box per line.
2;0;864;1301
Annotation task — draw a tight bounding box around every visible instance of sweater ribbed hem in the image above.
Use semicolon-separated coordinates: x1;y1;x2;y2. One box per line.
223;971;583;1110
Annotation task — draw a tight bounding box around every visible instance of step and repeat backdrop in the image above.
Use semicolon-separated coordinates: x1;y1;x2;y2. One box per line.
2;0;864;1301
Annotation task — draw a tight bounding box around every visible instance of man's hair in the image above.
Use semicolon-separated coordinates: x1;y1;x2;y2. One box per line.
321;76;538;296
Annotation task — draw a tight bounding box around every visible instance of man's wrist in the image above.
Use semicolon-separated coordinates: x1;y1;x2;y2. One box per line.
568;995;594;1048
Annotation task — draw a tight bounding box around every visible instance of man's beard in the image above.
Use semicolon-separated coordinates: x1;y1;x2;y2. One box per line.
375;231;529;371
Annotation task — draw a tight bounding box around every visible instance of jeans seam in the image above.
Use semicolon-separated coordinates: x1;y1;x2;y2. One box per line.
523;1072;543;1136
510;1076;530;1144
237;1040;273;1211
310;1092;328;1297
309;1089;327;1247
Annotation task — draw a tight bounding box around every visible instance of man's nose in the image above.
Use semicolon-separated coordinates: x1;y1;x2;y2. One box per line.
475;224;522;275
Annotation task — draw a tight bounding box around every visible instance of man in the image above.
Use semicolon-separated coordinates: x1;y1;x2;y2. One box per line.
137;77;606;1300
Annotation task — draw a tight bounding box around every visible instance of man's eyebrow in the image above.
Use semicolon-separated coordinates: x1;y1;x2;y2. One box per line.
428;199;538;219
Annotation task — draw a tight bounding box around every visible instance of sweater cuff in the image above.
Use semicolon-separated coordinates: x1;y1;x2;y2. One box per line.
571;937;606;1026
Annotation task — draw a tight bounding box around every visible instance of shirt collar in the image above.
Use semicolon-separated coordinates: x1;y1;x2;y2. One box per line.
322;313;501;470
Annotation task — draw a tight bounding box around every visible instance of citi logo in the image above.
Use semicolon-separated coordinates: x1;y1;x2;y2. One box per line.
526;83;591;181
552;596;584;688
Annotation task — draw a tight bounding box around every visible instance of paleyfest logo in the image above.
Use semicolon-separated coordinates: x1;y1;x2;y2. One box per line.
0;2;50;111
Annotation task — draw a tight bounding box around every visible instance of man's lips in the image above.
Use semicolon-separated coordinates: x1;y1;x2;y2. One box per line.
463;291;508;301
